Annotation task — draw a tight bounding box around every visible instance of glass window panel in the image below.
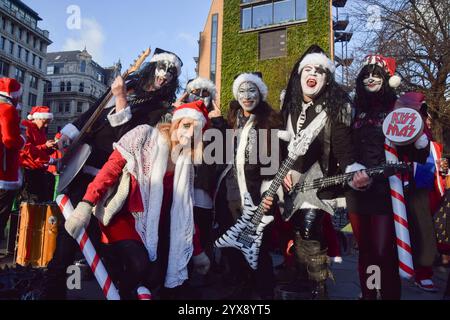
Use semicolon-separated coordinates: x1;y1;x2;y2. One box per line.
274;0;295;24
296;0;307;20
252;3;272;29
241;7;252;30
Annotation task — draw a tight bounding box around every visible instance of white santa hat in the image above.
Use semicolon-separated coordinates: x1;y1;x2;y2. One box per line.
298;52;336;74
172;100;209;132
150;48;183;76
363;54;402;88
0;78;22;100
186;77;217;100
28;106;53;121
232;72;268;101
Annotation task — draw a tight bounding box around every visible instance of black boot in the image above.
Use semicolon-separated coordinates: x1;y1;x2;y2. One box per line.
303;240;332;300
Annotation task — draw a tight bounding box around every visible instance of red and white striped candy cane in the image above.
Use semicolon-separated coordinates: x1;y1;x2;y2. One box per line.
56;194;121;300
384;140;414;279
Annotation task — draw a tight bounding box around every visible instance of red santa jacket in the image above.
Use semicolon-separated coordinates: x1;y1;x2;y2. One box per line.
20;120;52;170
0;102;25;190
83;149;203;254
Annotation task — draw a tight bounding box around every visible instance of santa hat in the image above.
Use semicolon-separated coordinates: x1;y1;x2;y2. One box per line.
298;52;336;74
363;54;402;88
0;78;22;100
150;48;183;76
27;106;53;121
186;77;217;100
172;100;209;132
233;72;268;101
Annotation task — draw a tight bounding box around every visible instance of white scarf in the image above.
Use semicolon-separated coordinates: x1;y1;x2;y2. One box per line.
113;125;194;288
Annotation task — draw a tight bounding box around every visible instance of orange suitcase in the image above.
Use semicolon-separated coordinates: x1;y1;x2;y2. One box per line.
16;203;61;268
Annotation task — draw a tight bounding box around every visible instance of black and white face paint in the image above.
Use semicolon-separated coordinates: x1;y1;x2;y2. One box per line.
237;81;260;112
154;61;176;90
300;65;327;100
187;89;212;110
363;73;383;93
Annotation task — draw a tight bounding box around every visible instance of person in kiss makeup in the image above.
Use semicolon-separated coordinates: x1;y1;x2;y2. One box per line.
280;45;368;299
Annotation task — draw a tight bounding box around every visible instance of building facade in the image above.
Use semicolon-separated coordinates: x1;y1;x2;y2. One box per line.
0;0;51;119
44;49;120;135
197;0;334;109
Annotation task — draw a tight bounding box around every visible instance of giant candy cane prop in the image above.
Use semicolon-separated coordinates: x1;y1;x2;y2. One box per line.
384;140;414;279
57;194;121;300
57;195;153;300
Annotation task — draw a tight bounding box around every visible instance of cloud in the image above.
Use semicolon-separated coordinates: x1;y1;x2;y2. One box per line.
177;32;198;48
63;18;106;63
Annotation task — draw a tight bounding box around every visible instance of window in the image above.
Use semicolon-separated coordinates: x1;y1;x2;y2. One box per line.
64;102;70;113
54;63;64;74
274;0;295;24
46;65;54;75
2;18;6;30
259;28;287;60
18;28;23;40
24;50;29;63
0;36;5;50
9;40;13;55
77;102;83;113
0;60;10;77
38;57;42;70
241;0;307;31
17;45;22;59
45;82;52;93
60;81;65;92
58;102;63;113
80;61;86;73
32;54;36;67
79;82;84;93
10;23;14;35
40;42;44;53
29;75;38;89
26;32;29;44
14;67;24;83
210;14;218;83
66;81;71;91
28;93;37;106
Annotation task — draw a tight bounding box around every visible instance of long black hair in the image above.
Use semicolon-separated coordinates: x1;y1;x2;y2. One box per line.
281;45;352;124
127;61;180;104
354;64;397;113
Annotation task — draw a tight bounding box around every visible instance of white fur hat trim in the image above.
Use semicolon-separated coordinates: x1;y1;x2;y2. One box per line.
233;73;268;101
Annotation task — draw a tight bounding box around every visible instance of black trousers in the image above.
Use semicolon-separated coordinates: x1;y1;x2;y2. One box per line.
0;189;17;239
291;208;325;245
215;182;275;298
193;206;213;258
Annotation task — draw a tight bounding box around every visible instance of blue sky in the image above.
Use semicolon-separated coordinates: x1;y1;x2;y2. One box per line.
24;0;211;86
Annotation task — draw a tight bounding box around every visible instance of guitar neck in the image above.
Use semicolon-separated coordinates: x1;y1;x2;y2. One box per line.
251;156;296;223
298;165;389;192
71;69;132;146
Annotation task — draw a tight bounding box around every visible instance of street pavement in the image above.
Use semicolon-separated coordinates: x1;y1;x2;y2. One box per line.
1;235;449;300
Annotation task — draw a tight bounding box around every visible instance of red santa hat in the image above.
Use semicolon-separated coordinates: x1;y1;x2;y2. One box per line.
28;106;53;121
172;100;209;132
0;78;22;100
363;54;402;88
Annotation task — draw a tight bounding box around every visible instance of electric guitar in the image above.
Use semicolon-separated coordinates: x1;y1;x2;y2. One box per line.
57;48;151;193
283;161;410;221
215;110;328;270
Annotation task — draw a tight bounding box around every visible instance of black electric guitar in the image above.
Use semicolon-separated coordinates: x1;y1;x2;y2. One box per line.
57;48;151;193
283;161;410;221
215;111;329;270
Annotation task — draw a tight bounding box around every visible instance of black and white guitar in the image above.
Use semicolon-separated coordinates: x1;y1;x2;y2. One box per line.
283;161;410;221
215;111;329;270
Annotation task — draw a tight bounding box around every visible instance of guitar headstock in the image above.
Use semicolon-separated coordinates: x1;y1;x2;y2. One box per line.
288;130;313;159
127;48;151;75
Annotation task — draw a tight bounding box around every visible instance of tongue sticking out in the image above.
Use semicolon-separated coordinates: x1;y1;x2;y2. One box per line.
307;79;317;88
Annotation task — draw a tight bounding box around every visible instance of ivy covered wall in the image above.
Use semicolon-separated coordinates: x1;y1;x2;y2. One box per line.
221;0;331;110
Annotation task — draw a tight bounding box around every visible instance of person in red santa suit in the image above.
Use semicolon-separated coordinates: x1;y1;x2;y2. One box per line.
64;101;211;300
347;55;430;300
0;78;25;242
20;106;58;203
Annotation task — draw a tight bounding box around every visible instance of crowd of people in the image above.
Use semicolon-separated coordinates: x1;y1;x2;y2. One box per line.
0;45;449;300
